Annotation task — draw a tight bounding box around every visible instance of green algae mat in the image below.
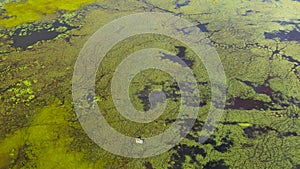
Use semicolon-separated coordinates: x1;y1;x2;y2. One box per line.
0;0;300;168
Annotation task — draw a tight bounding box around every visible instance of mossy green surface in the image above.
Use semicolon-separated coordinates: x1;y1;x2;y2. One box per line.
0;99;109;169
0;0;300;168
0;0;97;28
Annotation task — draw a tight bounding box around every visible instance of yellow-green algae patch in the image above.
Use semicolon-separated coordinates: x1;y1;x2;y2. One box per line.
0;0;96;28
237;123;252;127
0;99;107;168
6;80;35;107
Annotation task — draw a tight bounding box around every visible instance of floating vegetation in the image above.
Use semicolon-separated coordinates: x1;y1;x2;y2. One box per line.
0;0;300;168
0;0;96;28
5;80;36;106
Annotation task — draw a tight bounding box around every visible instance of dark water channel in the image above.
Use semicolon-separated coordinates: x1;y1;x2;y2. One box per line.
174;0;191;9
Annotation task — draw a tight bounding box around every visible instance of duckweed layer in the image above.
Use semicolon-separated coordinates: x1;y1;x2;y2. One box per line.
0;0;96;28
